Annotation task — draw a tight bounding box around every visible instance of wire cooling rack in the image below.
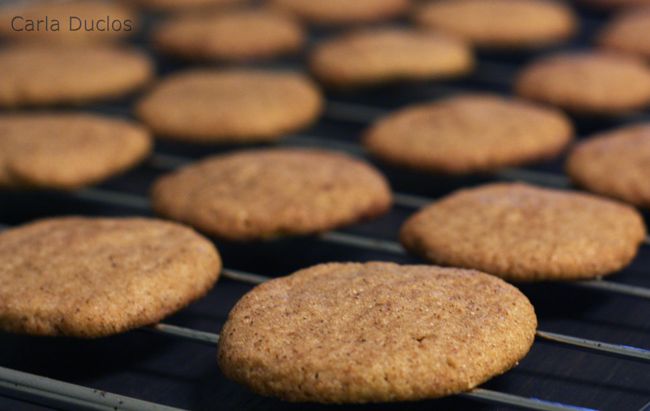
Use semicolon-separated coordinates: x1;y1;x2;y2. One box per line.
2;1;650;410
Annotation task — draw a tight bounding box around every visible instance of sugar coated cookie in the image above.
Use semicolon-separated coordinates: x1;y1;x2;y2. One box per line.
567;123;650;208
218;262;537;403
0;45;153;108
0;217;221;337
515;52;650;114
310;28;473;88
0;113;151;189
136;69;322;142
599;8;650;60
415;0;576;48
364;94;573;174
400;183;646;281
269;0;410;25
152;8;304;62
151;148;392;240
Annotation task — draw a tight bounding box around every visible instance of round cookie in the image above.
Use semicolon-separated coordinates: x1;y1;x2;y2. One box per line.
515;52;650;114
400;183;646;282
0;0;137;44
268;0;410;25
415;0;576;49
152;8;304;62
129;0;245;12
363;94;573;174
0;113;151;190
599;8;650;60
151;148;392;241
567;123;650;208
0;45;153;108
218;262;537;403
136;69;322;142
0;217;221;337
310;28;473;88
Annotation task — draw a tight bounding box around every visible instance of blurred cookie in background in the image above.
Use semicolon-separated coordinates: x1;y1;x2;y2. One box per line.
129;0;246;13
415;0;576;49
136;69;322;143
310;28;473;88
0;113;151;190
515;52;650;114
598;7;650;60
268;0;410;25
0;45;153;108
0;0;137;44
364;94;573;174
567;123;650;209
152;8;304;62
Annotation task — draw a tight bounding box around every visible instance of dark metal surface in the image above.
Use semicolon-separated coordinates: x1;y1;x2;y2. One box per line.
1;2;650;410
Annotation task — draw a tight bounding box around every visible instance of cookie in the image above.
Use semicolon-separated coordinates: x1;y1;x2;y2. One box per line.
152;8;304;62
400;183;646;282
0;217;221;337
310;28;473;88
567;123;650;208
363;94;573;174
136;69;322;142
130;0;245;12
0;113;151;190
151;148;392;241
415;0;576;49
269;0;410;25
515;52;650;114
599;7;650;60
218;262;537;403
0;0;136;44
0;45;153;108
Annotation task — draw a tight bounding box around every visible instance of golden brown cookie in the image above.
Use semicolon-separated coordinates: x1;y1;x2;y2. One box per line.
515;52;650;114
0;45;153;108
0;0;137;44
310;28;473;88
400;183;646;282
567;123;650;208
269;0;410;25
151;149;392;241
599;8;650;60
218;262;537;403
0;217;221;337
415;0;576;49
136;69;322;142
129;0;245;12
152;8;304;62
0;113;151;190
363;94;573;174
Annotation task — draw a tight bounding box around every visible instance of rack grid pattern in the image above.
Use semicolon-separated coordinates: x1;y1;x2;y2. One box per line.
2;2;650;410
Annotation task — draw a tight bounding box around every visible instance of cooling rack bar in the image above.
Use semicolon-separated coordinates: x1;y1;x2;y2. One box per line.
462;388;597;411
145;324;596;411
68;188;650;301
0;365;184;411
536;330;650;362
573;280;650;299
